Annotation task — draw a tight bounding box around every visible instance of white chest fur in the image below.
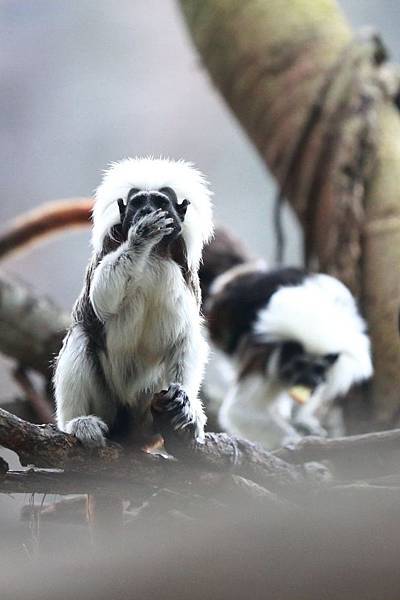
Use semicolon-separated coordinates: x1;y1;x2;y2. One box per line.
101;257;197;402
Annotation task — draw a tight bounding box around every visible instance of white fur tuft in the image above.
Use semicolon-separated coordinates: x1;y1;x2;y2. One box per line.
92;157;213;270
209;259;268;297
254;274;373;400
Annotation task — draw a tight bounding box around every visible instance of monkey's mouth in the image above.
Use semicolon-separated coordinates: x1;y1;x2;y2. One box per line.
288;385;313;405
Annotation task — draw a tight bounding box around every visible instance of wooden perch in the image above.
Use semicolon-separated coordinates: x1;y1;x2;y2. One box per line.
274;428;400;480
2;406;400;503
0;407;303;496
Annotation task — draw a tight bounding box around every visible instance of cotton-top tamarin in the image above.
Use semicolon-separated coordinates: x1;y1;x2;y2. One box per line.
53;157;213;446
205;264;373;448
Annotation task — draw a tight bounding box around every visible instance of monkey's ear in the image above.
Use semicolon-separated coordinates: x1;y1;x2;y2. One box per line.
117;198;126;222
177;199;190;220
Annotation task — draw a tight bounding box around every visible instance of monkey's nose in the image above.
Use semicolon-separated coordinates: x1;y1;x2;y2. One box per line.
150;192;170;210
129;192;149;208
140;204;153;216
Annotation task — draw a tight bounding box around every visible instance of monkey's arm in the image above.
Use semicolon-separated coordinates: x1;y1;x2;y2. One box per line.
90;209;174;321
219;378;301;449
89;241;137;321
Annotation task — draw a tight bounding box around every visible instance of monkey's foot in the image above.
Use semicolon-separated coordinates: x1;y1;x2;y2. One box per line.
293;417;327;438
152;383;198;441
65;415;109;447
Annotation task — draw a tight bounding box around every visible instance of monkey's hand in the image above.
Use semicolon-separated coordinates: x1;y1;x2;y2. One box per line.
128;208;174;247
293;417;327;438
152;383;202;442
65;415;109;447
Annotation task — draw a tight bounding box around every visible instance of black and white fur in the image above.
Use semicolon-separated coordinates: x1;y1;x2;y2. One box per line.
205;264;373;448
54;157;213;446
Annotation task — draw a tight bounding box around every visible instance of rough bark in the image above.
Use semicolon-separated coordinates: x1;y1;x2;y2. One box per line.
0;273;69;378
3;407;400;506
0;407;302;495
178;0;400;424
274;427;400;480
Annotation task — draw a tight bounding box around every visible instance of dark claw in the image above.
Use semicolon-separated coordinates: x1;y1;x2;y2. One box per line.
152;383;196;438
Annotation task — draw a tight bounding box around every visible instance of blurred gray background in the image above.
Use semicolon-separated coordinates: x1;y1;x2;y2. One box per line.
0;0;399;537
0;0;399;396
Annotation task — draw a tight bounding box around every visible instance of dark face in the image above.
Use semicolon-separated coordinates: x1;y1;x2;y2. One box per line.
118;186;190;241
278;341;339;392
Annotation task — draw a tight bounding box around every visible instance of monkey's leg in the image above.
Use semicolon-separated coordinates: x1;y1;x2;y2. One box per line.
54;329;116;447
90;209;173;320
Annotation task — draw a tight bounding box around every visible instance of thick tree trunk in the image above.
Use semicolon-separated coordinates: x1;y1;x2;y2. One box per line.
178;0;400;425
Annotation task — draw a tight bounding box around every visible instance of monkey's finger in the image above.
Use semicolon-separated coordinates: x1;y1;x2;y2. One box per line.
158;227;174;236
151;211;170;223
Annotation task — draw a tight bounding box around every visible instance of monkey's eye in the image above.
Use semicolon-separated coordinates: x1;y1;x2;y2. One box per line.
159;187;178;206
126;187;141;205
325;353;339;365
311;363;326;376
153;194;170;209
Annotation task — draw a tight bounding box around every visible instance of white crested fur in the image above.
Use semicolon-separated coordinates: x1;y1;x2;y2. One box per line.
92;157;213;270
254;273;373;401
55;158;212;444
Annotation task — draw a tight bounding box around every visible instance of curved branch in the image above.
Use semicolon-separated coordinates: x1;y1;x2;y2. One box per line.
0;198;92;261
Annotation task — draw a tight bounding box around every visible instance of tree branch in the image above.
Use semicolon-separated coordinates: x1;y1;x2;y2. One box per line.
2;406;400;506
0;273;69;378
0;407;302;495
274;428;400;480
13;366;54;423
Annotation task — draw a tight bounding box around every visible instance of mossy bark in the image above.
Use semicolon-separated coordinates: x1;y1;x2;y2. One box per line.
179;0;400;425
